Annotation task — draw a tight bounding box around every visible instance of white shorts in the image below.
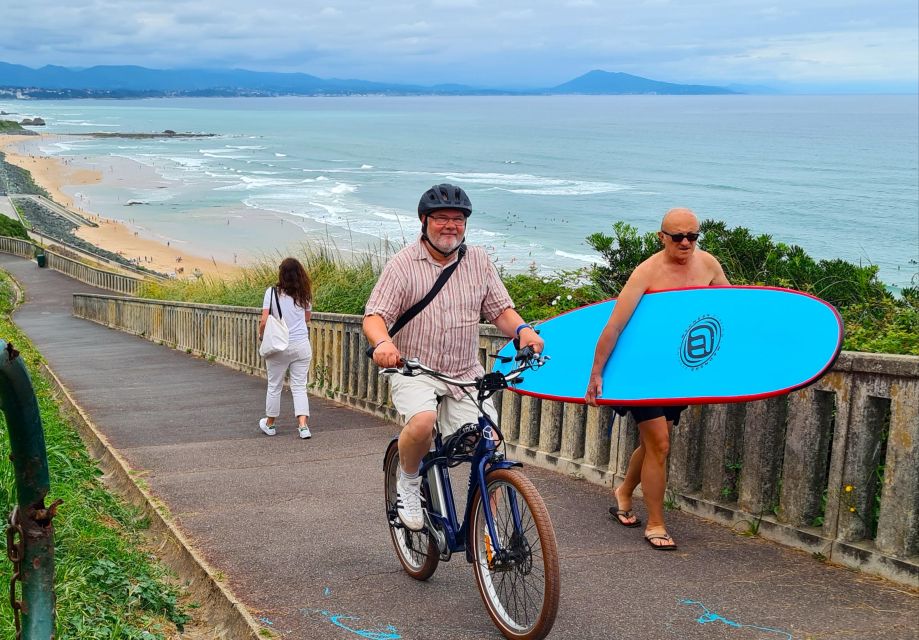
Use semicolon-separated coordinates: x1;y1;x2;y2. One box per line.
388;373;497;436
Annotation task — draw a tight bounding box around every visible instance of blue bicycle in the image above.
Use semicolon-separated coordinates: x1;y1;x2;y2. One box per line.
381;348;560;640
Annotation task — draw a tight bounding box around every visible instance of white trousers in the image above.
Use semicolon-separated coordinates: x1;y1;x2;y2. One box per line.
265;338;312;418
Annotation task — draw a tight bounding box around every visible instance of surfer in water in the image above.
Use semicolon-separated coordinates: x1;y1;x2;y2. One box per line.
585;208;730;550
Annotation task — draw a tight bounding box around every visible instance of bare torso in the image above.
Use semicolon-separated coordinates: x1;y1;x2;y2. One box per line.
639;249;725;290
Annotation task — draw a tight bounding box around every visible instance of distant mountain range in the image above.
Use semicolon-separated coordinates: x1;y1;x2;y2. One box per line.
0;62;739;98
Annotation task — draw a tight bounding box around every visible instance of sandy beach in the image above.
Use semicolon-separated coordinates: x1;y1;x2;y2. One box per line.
0;133;237;278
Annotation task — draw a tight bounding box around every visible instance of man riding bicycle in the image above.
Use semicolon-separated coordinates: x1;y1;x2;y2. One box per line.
363;183;543;531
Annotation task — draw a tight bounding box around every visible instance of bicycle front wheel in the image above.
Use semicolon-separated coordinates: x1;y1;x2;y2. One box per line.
383;440;439;581
469;468;560;640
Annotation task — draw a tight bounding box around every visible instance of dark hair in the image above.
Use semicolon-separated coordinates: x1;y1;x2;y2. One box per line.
276;257;312;309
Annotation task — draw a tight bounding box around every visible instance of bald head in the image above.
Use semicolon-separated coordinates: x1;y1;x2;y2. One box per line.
661;208;699;231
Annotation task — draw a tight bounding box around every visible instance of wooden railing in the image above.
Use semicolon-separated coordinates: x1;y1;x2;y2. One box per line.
0;235;143;295
72;293;919;587
44;251;142;295
0;235;34;259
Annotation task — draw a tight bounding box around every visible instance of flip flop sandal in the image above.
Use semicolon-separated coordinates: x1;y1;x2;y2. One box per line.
644;533;678;550
609;506;642;528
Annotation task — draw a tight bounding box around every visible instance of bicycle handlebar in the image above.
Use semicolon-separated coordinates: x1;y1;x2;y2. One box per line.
379;348;548;389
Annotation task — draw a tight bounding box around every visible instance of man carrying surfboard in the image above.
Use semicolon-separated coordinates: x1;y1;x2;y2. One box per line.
363;183;544;531
585;208;730;550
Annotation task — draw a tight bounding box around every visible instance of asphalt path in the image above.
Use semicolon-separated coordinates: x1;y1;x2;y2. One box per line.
3;253;916;640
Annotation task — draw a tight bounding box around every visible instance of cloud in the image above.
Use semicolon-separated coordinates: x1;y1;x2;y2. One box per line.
0;0;916;88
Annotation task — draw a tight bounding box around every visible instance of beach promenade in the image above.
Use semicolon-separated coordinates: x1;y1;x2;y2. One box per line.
1;253;917;639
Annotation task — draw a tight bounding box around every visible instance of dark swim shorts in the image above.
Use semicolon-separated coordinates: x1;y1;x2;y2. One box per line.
612;405;688;426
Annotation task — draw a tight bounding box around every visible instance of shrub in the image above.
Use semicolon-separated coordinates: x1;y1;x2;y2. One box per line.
0;214;29;240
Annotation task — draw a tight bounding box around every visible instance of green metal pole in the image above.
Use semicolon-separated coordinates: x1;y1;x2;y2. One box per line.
0;340;56;639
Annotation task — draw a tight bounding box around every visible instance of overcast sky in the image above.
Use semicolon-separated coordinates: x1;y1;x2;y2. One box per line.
2;1;917;91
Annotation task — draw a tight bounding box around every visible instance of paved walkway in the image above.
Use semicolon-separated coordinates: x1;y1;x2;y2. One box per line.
0;195;18;220
2;254;917;640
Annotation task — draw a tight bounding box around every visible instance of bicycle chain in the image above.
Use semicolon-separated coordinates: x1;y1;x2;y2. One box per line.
6;506;24;639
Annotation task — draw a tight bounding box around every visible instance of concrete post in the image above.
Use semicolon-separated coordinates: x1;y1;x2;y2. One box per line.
837;377;889;543
559;403;586;461
518;395;541;448
738;396;788;515
500;390;521;443
778;388;835;526
874;379;919;556
668;404;704;494
700;403;746;503
584;405;612;469
538;399;563;454
610;412;638;478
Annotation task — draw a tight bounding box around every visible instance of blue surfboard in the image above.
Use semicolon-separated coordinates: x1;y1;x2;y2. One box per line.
494;286;843;405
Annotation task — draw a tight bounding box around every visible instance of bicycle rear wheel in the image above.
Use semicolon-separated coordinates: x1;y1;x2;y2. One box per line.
383;441;439;580
469;468;560;640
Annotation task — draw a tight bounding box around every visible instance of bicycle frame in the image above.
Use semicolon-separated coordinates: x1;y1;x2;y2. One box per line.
382;348;546;563
380;349;560;640
418;412;523;563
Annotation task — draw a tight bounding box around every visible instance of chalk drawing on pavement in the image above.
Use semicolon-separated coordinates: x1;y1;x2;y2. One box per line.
301;608;402;640
679;599;793;639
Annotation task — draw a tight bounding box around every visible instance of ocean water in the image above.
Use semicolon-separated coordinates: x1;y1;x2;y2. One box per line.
2;95;917;287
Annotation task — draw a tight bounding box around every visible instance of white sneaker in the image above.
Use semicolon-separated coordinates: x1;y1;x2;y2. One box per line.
258;418;276;436
396;475;425;531
298;425;312;439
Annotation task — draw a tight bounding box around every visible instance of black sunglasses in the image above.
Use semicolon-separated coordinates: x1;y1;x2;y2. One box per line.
660;230;700;243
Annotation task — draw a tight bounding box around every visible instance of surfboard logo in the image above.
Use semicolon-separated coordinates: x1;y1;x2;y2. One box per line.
680;316;722;369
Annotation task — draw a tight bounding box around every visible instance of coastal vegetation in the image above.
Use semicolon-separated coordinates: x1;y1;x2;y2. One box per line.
0;119;32;134
0;272;190;638
137;221;919;356
0;213;29;240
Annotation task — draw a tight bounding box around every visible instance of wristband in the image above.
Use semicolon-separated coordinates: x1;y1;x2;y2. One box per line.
515;323;533;336
374;338;392;348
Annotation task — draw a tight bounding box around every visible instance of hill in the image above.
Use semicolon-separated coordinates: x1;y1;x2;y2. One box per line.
0;61;738;97
547;70;735;95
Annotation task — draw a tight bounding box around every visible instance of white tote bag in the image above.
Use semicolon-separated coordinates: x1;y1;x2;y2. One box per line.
259;287;290;357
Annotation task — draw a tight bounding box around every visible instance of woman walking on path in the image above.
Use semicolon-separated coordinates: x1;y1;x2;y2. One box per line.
258;257;314;439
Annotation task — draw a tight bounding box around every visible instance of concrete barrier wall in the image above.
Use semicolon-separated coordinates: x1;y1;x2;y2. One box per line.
72;293;919;586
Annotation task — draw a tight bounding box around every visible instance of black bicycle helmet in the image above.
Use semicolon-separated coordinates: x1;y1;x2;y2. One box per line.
417;183;472;219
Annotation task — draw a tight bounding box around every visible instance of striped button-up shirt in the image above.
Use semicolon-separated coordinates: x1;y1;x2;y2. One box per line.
365;238;514;395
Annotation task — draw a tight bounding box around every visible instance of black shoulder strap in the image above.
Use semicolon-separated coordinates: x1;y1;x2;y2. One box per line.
271;287;283;320
390;244;466;338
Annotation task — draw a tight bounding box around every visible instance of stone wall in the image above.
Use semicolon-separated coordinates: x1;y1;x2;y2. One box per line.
72;293;919;587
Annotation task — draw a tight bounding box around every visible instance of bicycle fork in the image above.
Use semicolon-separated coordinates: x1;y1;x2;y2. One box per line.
474;458;526;570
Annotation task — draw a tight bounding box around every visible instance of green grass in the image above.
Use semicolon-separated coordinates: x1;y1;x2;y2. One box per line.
121;222;919;357
0;214;29;240
0;271;190;638
0;120;27;134
137;242;387;315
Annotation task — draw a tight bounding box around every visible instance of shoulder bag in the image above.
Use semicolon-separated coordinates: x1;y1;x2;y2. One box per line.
259;287;290;357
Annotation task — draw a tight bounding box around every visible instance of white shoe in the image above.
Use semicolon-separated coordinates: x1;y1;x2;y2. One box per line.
258;418;276;436
298;425;312;439
396;475;425;531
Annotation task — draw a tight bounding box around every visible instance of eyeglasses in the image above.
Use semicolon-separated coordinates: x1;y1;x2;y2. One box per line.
660;230;700;243
428;215;467;226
